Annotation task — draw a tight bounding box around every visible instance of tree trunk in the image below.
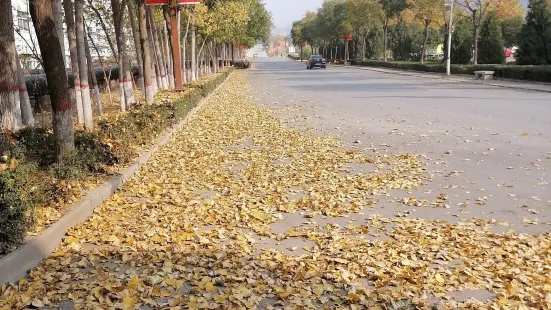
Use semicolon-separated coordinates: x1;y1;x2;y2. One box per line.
30;0;75;162
191;24;197;81
473;20;479;64
383;19;388;61
113;1;125;111
75;0;93;130
0;0;22;131
148;7;168;89
146;11;159;93
162;6;175;88
84;25;102;115
198;39;206;78
112;0;134;111
53;0;66;68
158;27;171;87
226;43;230;66
88;28;112;108
231;42;235;64
128;1;144;98
420;21;430;64
345;40;349;65
146;10;162;91
182;12;190;84
362;34;367;60
208;41;214;73
62;0;83;124
220;44;225;69
354;36;358;60
138;2;154;104
16;51;34;126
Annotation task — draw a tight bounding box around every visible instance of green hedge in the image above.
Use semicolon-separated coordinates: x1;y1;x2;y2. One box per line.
0;67;235;254
0;148;35;254
198;68;234;97
351;60;551;83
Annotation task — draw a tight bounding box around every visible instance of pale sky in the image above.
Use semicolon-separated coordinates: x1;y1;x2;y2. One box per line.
264;0;323;29
264;0;529;30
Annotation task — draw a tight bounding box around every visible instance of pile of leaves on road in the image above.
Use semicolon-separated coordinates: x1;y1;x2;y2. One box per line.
2;70;549;309
0;68;234;255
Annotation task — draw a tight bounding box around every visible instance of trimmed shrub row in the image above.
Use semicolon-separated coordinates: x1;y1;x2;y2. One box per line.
351;60;551;83
0;67;235;254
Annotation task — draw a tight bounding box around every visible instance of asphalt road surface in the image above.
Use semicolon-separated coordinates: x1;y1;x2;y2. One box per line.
248;56;551;235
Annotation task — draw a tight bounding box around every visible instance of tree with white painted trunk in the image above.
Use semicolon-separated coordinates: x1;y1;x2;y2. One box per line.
157;27;170;86
112;0;135;111
64;0;84;124
137;0;154;104
128;1;145;98
148;7;169;89
0;0;22;132
162;5;175;88
16;51;35;127
75;0;94;130
84;24;102;115
191;24;197;81
29;0;75;163
147;8;163;90
181;8;191;84
87;23;113;107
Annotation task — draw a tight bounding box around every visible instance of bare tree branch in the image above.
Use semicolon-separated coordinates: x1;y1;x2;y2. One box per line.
13;26;43;68
86;0;118;60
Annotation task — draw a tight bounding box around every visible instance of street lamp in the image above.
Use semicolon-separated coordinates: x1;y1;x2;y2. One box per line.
445;0;454;76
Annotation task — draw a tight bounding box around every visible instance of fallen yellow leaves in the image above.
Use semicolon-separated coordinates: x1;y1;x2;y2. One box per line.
1;71;551;309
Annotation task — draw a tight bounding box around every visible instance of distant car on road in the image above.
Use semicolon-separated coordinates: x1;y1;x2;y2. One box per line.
306;55;327;69
253;54;258;58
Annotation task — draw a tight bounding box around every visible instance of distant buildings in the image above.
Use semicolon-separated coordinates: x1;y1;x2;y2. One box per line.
268;32;293;56
11;0;110;71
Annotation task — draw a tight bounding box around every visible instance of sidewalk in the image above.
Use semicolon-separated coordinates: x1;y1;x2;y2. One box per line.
342;65;551;93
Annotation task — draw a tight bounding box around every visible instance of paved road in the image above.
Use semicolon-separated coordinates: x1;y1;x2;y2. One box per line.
246;44;269;58
248;57;551;235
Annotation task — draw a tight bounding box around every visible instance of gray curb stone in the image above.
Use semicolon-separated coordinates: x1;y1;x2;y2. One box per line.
0;70;235;285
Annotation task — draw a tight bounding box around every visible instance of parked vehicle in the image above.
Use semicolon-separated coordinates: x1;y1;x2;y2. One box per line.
306;55;327;69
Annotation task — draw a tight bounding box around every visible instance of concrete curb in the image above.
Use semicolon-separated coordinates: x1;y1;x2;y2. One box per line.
0;70;235;285
342;65;551;94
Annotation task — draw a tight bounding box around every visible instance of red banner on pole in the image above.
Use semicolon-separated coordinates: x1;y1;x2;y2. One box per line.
146;0;200;5
344;34;352;40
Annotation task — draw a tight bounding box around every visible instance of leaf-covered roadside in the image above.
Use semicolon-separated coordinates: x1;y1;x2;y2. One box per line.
0;68;234;255
1;71;550;309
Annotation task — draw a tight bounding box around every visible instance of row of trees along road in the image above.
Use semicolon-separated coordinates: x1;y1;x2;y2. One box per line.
289;0;551;65
0;0;271;164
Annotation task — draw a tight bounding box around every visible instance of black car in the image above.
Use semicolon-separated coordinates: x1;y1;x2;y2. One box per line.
306;55;327;69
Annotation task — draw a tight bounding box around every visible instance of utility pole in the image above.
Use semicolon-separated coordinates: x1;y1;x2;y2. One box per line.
446;0;454;76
